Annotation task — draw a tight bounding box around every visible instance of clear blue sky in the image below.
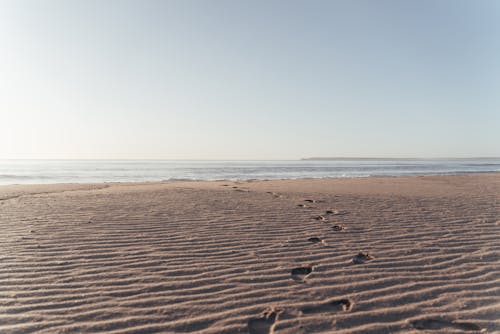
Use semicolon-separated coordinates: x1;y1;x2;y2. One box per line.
1;0;498;159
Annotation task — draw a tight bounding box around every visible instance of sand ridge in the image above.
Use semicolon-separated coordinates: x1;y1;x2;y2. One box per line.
0;174;499;333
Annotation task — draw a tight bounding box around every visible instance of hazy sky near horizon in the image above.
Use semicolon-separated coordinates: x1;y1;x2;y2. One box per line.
1;0;499;159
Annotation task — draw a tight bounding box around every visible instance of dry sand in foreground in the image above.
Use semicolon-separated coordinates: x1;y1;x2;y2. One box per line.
0;174;499;334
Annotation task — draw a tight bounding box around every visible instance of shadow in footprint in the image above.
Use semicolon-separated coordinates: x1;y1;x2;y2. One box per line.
301;298;353;314
307;237;323;243
291;265;313;281
326;209;348;216
352;251;374;264
410;318;482;332
248;308;281;334
332;225;345;231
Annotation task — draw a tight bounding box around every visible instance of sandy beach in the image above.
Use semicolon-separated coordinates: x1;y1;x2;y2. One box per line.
0;174;499;334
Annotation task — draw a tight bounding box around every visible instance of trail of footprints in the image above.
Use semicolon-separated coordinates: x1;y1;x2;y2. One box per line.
247;198;365;333
247;197;483;334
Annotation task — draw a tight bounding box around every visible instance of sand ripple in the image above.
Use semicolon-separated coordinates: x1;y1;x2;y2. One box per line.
0;175;499;333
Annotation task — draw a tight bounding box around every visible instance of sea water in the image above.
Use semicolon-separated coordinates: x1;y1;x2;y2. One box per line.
0;159;499;185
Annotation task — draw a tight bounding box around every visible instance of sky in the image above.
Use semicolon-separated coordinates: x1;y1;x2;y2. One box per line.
0;0;499;160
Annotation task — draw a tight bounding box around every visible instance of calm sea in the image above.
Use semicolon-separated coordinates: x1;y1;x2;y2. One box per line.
0;159;499;185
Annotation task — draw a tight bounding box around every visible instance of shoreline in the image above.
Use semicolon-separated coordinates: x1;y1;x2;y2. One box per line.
1;170;499;188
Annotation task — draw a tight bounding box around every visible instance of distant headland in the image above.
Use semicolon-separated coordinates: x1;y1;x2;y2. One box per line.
301;157;500;161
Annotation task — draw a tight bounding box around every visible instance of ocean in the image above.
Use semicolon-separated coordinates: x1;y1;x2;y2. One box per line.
0;159;499;185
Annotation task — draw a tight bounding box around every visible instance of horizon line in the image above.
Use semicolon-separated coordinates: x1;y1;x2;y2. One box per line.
1;157;500;161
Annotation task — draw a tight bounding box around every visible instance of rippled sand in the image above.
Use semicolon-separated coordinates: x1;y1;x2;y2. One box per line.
1;174;499;333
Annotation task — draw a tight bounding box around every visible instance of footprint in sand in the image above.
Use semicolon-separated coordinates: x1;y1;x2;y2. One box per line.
304;199;315;203
332;224;345;231
352;251;374;264
326;209;348;216
410;318;482;332
247;308;282;334
291;265;313;281
313;215;327;221
307;237;323;243
300;298;353;314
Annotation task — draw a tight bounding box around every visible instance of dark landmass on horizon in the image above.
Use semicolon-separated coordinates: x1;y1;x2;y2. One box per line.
301;157;500;161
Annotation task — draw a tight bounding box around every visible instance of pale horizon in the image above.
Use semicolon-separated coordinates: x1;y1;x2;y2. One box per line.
1;0;499;160
1;156;500;161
